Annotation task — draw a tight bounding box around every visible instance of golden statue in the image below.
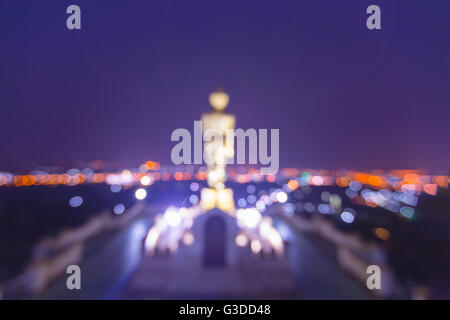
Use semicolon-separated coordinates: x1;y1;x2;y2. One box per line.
200;87;235;213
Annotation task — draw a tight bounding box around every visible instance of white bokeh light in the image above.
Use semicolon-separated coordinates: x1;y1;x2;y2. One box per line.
135;188;147;200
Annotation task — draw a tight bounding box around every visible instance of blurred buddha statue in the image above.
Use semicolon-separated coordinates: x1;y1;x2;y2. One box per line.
200;87;235;213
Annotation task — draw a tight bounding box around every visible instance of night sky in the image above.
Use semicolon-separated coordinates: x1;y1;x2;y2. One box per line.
1;0;449;172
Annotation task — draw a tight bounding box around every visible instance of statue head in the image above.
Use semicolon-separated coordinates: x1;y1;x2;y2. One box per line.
209;86;229;111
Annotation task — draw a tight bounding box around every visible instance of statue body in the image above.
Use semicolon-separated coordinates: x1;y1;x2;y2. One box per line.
201;111;235;188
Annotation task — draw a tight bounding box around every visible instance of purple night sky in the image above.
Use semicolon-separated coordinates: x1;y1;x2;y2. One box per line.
0;0;449;172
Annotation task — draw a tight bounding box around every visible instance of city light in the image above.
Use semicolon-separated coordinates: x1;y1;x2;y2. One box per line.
276;191;288;203
235;234;248;247
113;204;125;215
140;175;152;186
164;207;181;227
110;184;121;193
69;196;83;208
251;240;262;254
341;209;355;224
189;194;199;204
182;232;194;246
237;208;261;229
135;188;147;200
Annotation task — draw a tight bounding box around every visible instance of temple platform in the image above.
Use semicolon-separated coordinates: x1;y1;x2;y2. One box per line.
122;209;297;299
